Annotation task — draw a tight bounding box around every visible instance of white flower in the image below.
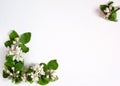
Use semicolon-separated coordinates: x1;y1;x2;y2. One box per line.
13;37;20;45
104;7;110;13
10;73;13;76
7;37;23;62
6;69;10;74
46;70;57;80
21;74;27;82
13;55;23;62
7;45;23;61
28;64;45;82
109;6;112;10
16;71;20;74
31;73;39;82
105;12;110;18
32;64;45;75
15;37;19;42
8;45;22;55
11;67;15;71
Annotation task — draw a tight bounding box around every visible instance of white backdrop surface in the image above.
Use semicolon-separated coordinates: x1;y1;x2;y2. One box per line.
0;0;120;86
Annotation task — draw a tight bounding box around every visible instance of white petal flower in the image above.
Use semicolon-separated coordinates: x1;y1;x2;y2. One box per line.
105;12;110;18
31;73;39;82
46;70;57;80
10;73;13;76
109;6;112;10
46;75;49;78
13;41;16;44
51;75;57;80
104;7;110;13
13;56;23;62
8;51;14;55
14;37;20;45
6;70;10;74
21;74;27;82
15;37;19;42
8;45;23;62
11;67;15;71
32;64;45;75
16;71;20;74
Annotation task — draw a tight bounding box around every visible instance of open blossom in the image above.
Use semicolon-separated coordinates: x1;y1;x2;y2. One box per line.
13;37;20;45
103;7;111;19
7;37;23;61
31;73;39;82
104;12;110;19
27;64;45;82
3;31;59;85
21;74;27;82
7;45;23;61
46;70;57;80
104;7;110;13
13;55;23;62
32;64;45;75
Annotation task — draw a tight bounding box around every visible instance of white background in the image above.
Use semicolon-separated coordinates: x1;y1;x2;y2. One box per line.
0;0;120;86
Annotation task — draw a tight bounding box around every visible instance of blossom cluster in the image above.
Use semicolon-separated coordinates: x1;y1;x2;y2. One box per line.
7;37;23;62
100;1;120;22
3;30;59;85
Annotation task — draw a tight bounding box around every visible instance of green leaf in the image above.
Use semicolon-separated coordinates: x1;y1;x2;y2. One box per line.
20;32;31;44
47;60;58;70
14;77;22;84
3;70;9;78
100;5;107;11
108;12;117;21
37;76;50;85
6;55;14;62
108;1;114;6
15;62;24;71
26;68;33;73
5;55;15;68
4;40;13;47
9;30;19;40
20;44;29;53
27;76;33;83
5;61;15;68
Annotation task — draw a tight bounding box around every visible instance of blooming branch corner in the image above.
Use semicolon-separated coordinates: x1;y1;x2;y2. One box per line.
100;1;120;22
3;30;59;85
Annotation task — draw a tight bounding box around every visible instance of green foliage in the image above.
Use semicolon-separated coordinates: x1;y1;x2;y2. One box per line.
3;70;9;78
100;1;120;22
40;60;58;71
9;30;19;40
26;68;33;73
37;76;50;85
3;30;59;85
47;60;58;70
5;55;15;68
108;12;117;21
5;61;15;68
27;76;33;83
6;55;14;62
12;77;22;84
15;62;24;71
108;1;113;6
100;5;107;11
4;40;13;47
20;44;29;53
20;32;31;44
